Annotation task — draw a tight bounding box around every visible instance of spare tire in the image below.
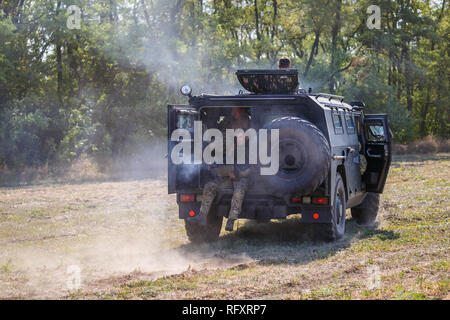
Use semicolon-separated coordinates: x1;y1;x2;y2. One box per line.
261;116;330;194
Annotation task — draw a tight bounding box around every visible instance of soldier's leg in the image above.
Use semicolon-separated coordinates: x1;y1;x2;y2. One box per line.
225;178;248;231
229;178;248;219
199;181;219;217
360;154;367;175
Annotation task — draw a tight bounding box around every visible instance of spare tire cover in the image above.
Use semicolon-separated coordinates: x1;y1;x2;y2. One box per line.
261;116;330;194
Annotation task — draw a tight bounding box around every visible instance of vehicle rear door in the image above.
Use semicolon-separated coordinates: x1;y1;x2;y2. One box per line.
363;114;392;193
167;105;199;194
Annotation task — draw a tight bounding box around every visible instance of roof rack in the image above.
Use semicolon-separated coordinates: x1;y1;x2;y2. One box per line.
236;69;299;94
314;93;345;102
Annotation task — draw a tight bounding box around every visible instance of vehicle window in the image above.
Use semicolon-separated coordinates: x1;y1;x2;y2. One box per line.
345;114;355;134
332;112;344;134
365;121;386;142
177;114;193;129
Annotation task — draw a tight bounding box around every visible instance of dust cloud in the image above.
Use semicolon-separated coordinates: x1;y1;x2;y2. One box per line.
0;165;252;299
2;233;251;299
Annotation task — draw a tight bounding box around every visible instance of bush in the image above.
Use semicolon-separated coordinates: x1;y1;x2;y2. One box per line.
407;136;438;154
0;164;49;186
392;144;408;155
437;139;450;153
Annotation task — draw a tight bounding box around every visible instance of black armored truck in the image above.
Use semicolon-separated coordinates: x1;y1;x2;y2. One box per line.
168;69;392;242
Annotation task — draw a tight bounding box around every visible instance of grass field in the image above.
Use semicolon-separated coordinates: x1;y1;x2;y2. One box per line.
0;154;448;299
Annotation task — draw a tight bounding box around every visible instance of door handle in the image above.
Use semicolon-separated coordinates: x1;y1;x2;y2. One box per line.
333;147;356;161
332;155;346;160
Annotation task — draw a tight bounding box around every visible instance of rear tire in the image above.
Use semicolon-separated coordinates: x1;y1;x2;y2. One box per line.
184;209;223;244
351;192;380;226
311;173;346;242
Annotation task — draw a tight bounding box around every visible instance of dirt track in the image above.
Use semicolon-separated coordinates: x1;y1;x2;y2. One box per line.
0;154;449;299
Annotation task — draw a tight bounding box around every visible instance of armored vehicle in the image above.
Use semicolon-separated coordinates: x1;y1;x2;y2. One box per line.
168;69;391;242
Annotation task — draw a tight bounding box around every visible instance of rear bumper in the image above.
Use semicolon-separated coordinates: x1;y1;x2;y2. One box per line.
178;196;333;223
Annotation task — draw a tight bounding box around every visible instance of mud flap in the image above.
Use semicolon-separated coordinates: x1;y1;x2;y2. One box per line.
301;207;333;223
179;202;202;219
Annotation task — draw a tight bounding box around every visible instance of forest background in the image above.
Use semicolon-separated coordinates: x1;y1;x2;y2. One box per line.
0;0;448;181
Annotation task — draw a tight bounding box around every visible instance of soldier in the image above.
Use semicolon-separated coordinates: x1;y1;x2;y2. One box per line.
278;56;291;70
359;143;368;175
225;107;251;231
190;107;251;232
269;56;293;93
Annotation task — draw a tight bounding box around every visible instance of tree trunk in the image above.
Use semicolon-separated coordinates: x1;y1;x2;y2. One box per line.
420;86;430;137
304;31;320;78
272;0;278;40
254;0;261;62
329;0;342;93
56;1;63;104
403;44;413;112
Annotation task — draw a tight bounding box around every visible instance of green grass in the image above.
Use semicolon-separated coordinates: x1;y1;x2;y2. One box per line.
0;154;448;299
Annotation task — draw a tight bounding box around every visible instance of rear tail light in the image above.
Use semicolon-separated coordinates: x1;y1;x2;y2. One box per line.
312;197;329;205
291;196;302;203
180;194;195;202
291;196;328;205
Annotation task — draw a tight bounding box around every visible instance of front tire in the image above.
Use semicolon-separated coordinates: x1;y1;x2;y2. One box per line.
351;192;380;226
184;210;223;244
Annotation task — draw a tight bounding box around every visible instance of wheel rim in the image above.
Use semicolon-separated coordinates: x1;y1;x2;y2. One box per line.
277;139;306;177
335;190;346;232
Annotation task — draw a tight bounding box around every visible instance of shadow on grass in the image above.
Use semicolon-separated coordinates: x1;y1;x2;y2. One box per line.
356;228;399;241
176;216;400;267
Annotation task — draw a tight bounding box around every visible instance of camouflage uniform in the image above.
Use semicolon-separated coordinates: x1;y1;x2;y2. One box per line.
198;182;218;217
360;155;367;175
242;73;297;94
198;165;234;217
228;169;250;220
197;115;233;220
359;143;367;175
198;111;251;223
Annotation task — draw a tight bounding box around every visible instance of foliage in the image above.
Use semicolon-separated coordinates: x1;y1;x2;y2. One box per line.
0;0;448;169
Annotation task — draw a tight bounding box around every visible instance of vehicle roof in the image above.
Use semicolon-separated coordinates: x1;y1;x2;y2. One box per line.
189;92;357;112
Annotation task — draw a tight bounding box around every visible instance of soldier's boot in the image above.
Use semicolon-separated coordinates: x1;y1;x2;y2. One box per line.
225;217;236;232
225;178;248;231
190;181;218;226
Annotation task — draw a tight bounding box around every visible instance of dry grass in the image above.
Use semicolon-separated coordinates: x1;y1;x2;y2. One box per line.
392;136;450;155
0;154;448;300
